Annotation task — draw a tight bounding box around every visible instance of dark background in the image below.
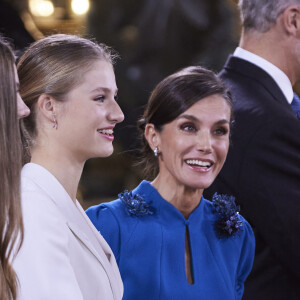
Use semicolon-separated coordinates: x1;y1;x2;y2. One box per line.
0;0;240;207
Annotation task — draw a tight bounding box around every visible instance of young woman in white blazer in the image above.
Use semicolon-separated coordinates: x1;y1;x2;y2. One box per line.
13;34;124;300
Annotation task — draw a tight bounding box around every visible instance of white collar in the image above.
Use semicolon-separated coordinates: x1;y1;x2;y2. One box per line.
233;47;293;104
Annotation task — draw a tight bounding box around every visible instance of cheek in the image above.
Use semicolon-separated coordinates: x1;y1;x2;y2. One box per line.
65;105;103;127
217;140;229;162
162;136;187;159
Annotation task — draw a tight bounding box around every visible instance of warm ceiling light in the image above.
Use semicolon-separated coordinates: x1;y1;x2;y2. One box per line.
71;0;89;15
29;0;54;17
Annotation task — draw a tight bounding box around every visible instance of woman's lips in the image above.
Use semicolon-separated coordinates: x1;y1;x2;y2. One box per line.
185;159;213;172
97;128;114;141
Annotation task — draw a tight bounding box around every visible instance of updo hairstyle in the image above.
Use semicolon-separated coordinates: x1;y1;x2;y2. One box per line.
18;34;118;160
137;66;233;179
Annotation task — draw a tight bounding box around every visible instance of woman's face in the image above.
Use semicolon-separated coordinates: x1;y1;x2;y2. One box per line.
155;94;231;190
14;65;30;119
55;60;124;162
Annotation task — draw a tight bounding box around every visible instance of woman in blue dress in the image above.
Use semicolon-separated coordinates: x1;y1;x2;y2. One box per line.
87;66;255;300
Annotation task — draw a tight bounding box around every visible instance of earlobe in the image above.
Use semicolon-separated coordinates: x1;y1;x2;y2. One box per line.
37;94;57;123
144;123;160;151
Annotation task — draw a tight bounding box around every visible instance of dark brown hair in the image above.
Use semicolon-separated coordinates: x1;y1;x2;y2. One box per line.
18;34;118;161
138;66;233;179
0;36;23;300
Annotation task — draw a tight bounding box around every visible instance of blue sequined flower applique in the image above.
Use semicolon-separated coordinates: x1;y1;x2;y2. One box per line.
212;193;243;238
119;190;154;216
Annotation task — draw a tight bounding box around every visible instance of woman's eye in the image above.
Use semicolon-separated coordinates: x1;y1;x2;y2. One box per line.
94;96;105;103
181;123;196;132
214;127;228;136
114;95;119;101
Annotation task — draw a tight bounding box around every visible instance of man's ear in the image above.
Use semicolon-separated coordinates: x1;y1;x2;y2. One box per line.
282;6;300;35
144;123;160;151
36;94;57;122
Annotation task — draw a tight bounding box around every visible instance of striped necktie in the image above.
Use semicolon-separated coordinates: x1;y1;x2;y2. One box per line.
291;93;300;119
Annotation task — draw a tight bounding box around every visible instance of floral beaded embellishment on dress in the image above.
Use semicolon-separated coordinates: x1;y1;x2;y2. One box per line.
119;191;154;216
212;193;243;238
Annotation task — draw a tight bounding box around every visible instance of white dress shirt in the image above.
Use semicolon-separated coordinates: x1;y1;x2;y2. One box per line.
234;47;293;104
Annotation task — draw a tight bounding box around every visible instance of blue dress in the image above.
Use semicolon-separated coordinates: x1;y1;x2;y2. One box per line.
86;181;255;300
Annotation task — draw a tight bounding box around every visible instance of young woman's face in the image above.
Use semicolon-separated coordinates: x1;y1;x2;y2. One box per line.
14;65;30;119
56;60;124;162
155;94;231;190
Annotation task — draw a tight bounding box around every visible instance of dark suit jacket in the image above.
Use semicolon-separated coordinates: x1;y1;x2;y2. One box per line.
204;55;300;300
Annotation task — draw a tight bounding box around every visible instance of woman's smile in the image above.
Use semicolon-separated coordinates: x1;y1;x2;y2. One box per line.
154;94;231;191
97;126;115;141
55;60;124;160
184;158;214;172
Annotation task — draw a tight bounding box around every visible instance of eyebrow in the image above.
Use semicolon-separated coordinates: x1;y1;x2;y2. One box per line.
178;114;230;125
90;87;118;94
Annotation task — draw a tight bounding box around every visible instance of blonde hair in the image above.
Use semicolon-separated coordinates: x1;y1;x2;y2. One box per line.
18;34;118;160
0;37;23;300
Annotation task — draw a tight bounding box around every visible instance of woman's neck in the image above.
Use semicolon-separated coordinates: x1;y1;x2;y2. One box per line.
151;175;203;219
31;147;84;203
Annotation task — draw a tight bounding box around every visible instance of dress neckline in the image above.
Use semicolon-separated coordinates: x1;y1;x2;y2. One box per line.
132;180;205;226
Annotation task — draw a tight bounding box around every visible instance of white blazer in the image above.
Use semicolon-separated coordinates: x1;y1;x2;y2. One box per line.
13;163;123;300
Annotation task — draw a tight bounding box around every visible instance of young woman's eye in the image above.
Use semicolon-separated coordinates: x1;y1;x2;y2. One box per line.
94;96;105;103
180;123;196;132
214;127;228;136
114;94;119;101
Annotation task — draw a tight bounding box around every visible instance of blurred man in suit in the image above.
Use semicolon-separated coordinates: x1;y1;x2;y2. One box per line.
204;0;300;299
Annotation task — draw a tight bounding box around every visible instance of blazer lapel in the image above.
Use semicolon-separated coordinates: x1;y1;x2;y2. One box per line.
62;205;123;300
22;163;123;300
73;202;123;300
223;55;290;108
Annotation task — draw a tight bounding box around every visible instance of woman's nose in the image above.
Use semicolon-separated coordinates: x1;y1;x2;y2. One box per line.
108;100;124;124
17;95;30;119
197;130;212;153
